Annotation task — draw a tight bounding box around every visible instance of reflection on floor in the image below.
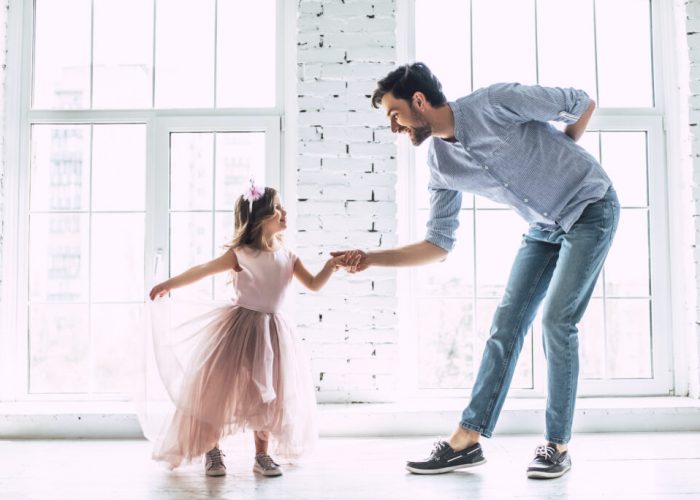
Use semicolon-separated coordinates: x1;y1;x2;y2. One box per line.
1;433;699;499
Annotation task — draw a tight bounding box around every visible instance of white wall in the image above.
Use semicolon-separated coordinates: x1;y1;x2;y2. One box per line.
0;1;7;306
295;0;399;402
684;0;700;397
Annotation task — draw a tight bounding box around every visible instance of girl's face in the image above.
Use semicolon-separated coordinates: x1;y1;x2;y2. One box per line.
262;195;287;235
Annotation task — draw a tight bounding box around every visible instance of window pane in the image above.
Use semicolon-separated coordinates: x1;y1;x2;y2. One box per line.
170;133;214;211
93;0;154;108
475;210;527;297
417;298;474;388
170;212;213;299
595;0;653;107
472;0;536;88
29;214;89;302
92;125;147;211
579;131;600;162
29;304;90;393
415;209;474;297
155;0;215;108
30;125;91;212
605;299;652;378
604;209;650;297
91;213;145;302
91;304;143;393
415;0;470;99
33;0;91;109
537;0;596;97
217;0;276;107
579;298;605;379
215;132;266;210
600;132;648;207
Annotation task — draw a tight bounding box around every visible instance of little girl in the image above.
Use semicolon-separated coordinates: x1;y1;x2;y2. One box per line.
148;183;343;477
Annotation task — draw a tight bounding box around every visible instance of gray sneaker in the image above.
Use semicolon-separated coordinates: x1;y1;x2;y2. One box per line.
204;447;226;477
253;453;283;477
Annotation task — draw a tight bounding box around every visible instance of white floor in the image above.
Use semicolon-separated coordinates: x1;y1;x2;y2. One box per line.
1;433;699;499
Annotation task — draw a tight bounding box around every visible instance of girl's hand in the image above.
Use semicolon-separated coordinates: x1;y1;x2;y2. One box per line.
149;281;171;301
329;255;346;271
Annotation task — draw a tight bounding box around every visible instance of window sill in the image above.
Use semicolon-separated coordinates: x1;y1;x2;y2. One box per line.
1;397;699;438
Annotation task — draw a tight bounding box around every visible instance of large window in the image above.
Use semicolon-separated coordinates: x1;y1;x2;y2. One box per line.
408;0;671;396
2;0;282;401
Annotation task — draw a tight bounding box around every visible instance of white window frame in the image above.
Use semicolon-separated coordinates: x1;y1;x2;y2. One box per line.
0;0;286;402
396;0;678;399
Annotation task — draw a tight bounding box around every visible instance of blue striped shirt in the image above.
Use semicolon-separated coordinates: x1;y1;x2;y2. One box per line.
425;83;611;252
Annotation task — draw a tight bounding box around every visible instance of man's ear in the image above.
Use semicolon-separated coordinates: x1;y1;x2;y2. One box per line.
412;91;427;110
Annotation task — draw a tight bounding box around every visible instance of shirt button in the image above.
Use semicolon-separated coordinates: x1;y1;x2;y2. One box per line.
543;212;548;216
504;183;509;188
523;198;529;203
483;165;489;170
466;146;471;151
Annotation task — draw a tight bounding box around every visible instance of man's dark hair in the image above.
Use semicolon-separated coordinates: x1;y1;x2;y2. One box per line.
371;62;447;109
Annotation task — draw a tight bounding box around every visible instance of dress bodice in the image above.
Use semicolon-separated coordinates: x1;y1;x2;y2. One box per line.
232;246;296;313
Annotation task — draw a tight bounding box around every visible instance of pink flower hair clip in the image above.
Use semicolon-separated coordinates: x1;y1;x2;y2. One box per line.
242;179;264;211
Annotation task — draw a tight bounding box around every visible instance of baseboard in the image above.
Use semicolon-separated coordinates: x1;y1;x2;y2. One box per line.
1;397;699;439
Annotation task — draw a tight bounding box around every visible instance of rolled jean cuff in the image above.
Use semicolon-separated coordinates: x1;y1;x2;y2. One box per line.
459;421;492;439
545;435;569;445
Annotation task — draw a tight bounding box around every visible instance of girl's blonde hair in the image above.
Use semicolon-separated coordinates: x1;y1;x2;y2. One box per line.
227;186;282;250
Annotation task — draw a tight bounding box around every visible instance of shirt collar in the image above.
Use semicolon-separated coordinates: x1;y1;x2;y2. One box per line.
447;101;467;146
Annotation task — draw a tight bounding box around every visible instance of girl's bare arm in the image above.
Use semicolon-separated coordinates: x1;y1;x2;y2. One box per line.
149;248;242;300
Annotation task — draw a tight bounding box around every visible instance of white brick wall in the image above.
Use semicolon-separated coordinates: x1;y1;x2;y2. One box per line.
296;0;398;403
0;1;8;302
686;0;700;397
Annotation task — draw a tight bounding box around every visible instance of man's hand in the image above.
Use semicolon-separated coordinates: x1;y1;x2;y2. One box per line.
330;249;369;273
565;99;596;142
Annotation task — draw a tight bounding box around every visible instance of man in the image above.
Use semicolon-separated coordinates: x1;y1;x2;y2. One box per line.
335;63;619;479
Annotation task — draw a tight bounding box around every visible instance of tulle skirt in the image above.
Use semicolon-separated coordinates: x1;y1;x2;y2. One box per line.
146;298;317;469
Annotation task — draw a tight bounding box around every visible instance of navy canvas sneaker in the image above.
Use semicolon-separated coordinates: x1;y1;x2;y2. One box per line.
406;441;486;474
526;443;572;479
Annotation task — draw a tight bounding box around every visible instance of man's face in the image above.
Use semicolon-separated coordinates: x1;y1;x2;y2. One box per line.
381;92;432;146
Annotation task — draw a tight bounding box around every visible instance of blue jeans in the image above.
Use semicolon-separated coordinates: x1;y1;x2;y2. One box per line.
460;187;619;444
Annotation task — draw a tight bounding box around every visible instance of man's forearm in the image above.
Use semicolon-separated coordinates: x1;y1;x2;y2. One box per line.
565;99;596;142
366;240;448;267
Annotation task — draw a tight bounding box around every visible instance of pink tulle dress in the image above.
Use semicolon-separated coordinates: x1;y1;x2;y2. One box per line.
149;246;317;469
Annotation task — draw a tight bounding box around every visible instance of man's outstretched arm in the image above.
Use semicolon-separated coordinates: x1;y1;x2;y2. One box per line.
332;240;447;273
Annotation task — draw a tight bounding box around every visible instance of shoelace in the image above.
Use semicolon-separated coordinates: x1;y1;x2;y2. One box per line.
431;440;448;457
534;445;556;461
256;453;277;469
206;448;225;468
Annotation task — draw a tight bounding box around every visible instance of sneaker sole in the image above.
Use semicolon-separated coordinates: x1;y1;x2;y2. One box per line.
205;469;226;477
405;457;487;475
253;464;283;477
526;466;571;479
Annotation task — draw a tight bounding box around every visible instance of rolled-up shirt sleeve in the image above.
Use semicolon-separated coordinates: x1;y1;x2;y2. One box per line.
488;83;590;125
425;187;462;252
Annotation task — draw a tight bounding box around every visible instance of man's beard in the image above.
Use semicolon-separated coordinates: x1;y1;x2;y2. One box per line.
408;106;432;146
409;123;432;146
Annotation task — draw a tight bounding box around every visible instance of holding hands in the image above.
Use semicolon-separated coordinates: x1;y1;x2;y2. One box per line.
330;249;369;273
